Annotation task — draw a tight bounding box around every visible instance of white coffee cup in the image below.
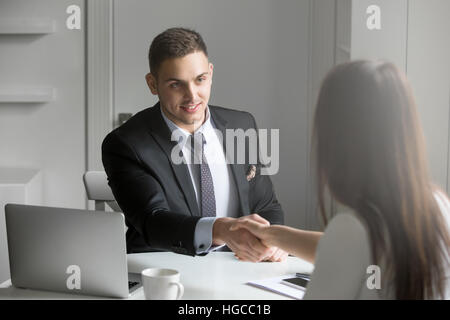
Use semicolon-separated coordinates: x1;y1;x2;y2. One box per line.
141;268;184;300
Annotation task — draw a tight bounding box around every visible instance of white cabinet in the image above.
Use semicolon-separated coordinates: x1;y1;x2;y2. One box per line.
0;18;56;34
0;168;43;283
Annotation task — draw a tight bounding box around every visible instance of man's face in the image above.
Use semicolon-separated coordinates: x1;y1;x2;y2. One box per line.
146;51;213;133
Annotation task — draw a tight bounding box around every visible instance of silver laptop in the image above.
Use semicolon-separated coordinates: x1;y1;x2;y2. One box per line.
5;203;141;299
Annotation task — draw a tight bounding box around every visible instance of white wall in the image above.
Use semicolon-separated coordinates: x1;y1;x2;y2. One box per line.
349;0;450;191
113;0;312;229
0;0;86;282
407;0;450;190
351;0;408;71
268;1;312;230
113;0;280;127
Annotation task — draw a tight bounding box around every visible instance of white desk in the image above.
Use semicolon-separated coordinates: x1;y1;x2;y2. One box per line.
0;252;314;300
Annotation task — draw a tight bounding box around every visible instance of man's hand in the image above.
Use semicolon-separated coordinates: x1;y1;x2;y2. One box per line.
212;214;276;262
227;215;289;262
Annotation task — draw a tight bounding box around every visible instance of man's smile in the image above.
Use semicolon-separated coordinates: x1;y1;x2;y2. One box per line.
180;102;202;113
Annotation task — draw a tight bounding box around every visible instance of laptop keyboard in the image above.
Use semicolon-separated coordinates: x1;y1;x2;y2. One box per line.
128;281;139;290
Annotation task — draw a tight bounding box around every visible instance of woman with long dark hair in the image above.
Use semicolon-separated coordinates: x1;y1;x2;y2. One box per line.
231;61;450;299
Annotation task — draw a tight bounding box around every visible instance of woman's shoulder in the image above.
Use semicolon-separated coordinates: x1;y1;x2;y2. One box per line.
304;211;374;299
317;211;372;261
325;211;369;239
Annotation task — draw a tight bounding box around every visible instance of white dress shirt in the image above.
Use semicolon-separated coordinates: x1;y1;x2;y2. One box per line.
161;106;240;253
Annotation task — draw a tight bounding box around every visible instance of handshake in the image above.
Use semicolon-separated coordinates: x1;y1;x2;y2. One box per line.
212;213;288;263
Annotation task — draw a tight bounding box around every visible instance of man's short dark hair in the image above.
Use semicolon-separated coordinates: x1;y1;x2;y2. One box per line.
148;27;208;78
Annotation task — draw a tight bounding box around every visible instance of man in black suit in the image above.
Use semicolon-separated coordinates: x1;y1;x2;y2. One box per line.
102;27;287;262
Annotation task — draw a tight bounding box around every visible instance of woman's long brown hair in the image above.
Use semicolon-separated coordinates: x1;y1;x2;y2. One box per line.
312;60;450;299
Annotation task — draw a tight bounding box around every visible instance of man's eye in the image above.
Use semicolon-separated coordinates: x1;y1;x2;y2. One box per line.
198;77;206;82
170;83;179;88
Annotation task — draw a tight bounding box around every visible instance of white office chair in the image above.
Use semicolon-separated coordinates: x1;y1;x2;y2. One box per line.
83;171;121;212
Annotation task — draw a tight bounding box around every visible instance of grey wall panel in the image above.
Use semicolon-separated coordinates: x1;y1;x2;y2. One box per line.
407;0;450;190
87;0;114;171
351;0;408;72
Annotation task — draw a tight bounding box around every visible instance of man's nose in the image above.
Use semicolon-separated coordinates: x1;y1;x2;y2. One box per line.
184;83;197;102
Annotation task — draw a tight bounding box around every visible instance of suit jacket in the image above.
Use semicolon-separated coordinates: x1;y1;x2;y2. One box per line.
102;102;284;255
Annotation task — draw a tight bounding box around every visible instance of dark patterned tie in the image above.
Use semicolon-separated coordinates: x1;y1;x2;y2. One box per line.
193;132;216;217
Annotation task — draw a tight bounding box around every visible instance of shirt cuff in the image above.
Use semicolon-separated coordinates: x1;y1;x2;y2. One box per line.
194;217;225;254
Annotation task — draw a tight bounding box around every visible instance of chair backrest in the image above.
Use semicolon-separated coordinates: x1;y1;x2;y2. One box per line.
83;171;120;211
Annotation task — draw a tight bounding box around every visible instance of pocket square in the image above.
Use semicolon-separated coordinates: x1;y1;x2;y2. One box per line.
246;165;257;181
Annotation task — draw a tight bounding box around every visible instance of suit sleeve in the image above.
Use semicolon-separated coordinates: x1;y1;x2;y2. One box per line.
102;130;201;256
248;114;285;225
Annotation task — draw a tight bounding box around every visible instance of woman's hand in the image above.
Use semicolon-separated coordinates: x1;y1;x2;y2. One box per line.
229;218;273;246
229;215;288;262
213;214;276;262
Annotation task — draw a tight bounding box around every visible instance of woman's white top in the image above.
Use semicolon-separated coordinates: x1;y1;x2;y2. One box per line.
303;191;450;300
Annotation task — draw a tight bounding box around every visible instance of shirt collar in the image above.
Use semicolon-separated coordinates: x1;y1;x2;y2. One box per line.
160;104;216;149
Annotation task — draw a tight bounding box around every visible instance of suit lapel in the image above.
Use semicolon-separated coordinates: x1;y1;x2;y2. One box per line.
146;103;201;217
210;107;250;216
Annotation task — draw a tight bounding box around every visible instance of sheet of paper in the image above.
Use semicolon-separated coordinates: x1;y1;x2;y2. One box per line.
247;273;306;300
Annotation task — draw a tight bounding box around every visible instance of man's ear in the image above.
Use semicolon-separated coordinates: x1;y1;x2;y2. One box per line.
145;73;158;95
209;62;214;80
